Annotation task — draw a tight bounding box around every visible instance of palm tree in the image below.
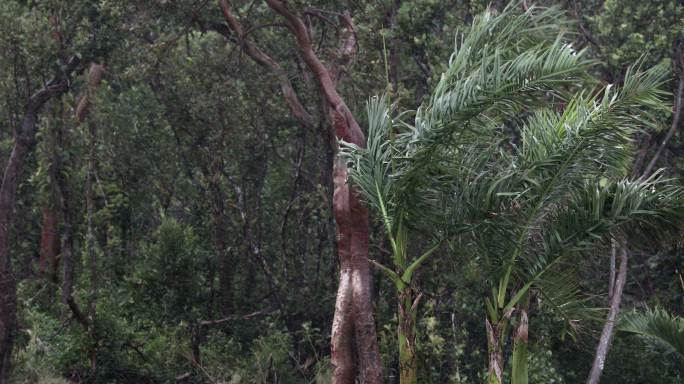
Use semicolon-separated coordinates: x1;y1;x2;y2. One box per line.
619;307;684;361
343;2;684;384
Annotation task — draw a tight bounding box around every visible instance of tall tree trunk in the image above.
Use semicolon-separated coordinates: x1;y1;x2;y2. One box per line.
67;62;105;379
0;55;79;384
62;61;103;306
39;94;68;282
205;160;232;317
331;158;356;382
263;3;382;381
38;205;59;279
85;112;98;379
213;3;381;381
586;245;628;384
0;142;26;384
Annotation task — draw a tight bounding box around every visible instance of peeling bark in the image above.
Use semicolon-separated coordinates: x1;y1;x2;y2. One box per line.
263;2;382;381
211;2;381;381
331;158;356;382
486;319;504;384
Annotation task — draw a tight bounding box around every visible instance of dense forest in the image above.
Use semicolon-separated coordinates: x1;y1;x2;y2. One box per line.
1;1;683;383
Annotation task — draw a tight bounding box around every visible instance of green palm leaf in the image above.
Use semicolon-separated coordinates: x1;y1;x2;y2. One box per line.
619;307;684;359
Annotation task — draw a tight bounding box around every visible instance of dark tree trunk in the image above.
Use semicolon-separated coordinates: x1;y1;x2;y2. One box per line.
0;55;79;384
38;206;60;279
0;140;27;384
207;162;232;317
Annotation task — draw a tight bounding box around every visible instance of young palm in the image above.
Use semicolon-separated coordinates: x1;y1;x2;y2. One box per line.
343;2;684;383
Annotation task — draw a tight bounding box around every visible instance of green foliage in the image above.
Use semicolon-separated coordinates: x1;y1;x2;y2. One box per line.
590;0;684;70
3;1;684;384
131;218;209;323
345;2;684;382
619;307;684;360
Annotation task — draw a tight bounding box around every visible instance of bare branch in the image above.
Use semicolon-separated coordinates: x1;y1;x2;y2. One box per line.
216;0;315;128
199;308;274;326
265;0;364;146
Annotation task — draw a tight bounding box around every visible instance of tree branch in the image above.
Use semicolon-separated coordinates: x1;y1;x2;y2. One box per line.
216;0;314;128
66;296;90;329
199;308;273;326
640;73;684;178
265;0;364;146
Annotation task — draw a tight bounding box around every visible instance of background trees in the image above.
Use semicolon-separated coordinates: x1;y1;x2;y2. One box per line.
0;1;683;383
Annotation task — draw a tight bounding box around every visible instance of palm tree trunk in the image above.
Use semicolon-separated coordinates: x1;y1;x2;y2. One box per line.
587;246;628;384
486;318;505;384
511;310;529;384
398;288;418;384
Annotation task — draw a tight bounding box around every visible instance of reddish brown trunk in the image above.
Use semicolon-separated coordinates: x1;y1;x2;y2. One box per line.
348;186;382;382
331;159;356;382
214;3;381;381
38;206;59;278
263;2;382;381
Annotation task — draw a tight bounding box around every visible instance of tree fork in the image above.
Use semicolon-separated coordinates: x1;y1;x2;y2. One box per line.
212;1;382;381
264;2;382;381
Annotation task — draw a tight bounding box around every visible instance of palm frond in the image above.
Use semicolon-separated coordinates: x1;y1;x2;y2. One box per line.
619;307;684;359
506;175;684;315
341;95;395;226
391;4;592;197
518;61;670;206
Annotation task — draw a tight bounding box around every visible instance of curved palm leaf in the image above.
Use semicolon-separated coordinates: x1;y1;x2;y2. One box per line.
619;307;684;360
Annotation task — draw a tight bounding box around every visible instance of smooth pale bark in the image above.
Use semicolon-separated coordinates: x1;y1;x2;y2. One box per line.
586;246;628;384
331;159;356;382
